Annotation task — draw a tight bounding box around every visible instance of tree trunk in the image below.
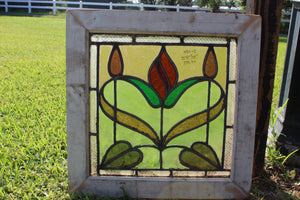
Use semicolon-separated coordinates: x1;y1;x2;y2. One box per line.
247;0;284;177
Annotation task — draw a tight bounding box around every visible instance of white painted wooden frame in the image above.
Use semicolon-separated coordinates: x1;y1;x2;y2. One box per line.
66;10;261;199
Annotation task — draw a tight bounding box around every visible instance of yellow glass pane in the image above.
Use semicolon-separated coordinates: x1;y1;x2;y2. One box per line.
99;45;113;88
166;46;206;81
120;45;161;80
214;47;227;91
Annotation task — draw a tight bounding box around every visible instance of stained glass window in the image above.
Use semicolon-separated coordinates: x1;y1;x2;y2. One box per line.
89;35;237;178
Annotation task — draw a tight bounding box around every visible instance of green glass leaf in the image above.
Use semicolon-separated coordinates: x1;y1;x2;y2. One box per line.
101;141;143;169
164;79;199;107
125;77;161;107
103;142;130;162
179;142;221;170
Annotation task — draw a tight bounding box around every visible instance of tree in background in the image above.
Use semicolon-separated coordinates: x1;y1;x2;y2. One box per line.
197;0;246;12
282;0;292;11
177;0;193;6
198;0;221;11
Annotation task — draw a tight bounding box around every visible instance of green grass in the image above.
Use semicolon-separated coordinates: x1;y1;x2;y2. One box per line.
271;36;288;114
0;11;290;199
0;12;68;199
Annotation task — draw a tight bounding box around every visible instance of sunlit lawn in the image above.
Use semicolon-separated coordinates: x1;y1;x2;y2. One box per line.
0;11;288;199
0;12;68;199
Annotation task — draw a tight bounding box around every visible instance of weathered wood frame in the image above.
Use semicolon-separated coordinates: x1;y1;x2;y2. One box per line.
66;10;261;199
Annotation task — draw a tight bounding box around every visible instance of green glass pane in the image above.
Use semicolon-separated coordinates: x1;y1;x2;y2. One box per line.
136;147;160;169
126;78;161;107
162;148;185;169
164;79;198;107
167;125;206;147
163;82;208;134
116;124;154;147
99;110;114;163
209;82;222;106
208;111;224;160
116;80;161;134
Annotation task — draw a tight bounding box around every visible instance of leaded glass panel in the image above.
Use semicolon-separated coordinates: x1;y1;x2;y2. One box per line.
89;34;237;177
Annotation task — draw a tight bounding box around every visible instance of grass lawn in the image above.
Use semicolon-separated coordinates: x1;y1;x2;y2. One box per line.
0;12;68;199
0;11;296;199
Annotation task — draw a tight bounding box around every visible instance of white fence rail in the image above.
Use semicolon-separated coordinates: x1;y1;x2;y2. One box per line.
0;0;291;24
0;0;244;15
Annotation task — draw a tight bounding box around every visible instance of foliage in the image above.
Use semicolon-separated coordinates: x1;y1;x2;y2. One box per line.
267;99;298;172
197;0;246;11
249;98;300;200
282;0;292;12
197;0;221;12
177;0;193;6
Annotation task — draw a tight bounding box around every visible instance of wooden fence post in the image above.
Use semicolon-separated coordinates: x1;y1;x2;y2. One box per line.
247;0;284;177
